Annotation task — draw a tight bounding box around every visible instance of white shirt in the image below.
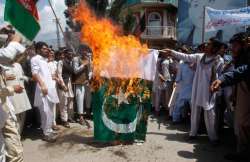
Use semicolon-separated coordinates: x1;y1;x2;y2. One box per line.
48;61;58;88
31;55;59;106
5;63;31;114
0;42;24;127
0;42;25;65
171;50;224;110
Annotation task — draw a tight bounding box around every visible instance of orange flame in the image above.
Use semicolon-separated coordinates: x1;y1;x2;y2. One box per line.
74;1;148;79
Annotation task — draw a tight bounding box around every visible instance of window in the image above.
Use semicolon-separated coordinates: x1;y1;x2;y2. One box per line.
147;12;162;35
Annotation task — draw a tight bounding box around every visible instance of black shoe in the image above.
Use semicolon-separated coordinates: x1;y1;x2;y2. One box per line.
211;140;220;147
185;135;198;141
43;134;57;143
172;121;182;125
224;152;249;161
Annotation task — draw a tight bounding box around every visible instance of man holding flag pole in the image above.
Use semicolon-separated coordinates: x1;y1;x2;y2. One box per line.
1;0;41;161
0;26;26;162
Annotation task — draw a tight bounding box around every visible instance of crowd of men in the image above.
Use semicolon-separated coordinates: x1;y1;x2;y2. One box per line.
0;26;93;162
0;24;250;162
154;34;250;161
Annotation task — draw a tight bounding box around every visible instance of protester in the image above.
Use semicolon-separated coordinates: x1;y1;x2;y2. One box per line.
162;37;224;145
22;44;40;128
0;72;24;162
215;42;234;133
72;44;91;128
47;48;61;131
0;26;25;162
1;15;250;162
211;33;250;161
167;58;180;118
152;53;173;116
84;50;93;117
31;42;59;142
5;60;32;134
57;49;74;128
172;57;194;123
0;98;8;162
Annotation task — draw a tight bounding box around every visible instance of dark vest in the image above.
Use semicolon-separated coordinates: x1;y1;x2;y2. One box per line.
72;57;89;85
62;60;74;85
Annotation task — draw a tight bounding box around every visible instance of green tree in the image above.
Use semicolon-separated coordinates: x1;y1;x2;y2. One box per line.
109;0;126;23
64;0;109;31
86;0;109;16
123;11;136;35
64;0;80;31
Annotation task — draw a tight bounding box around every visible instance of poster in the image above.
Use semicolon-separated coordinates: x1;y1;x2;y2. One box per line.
177;0;247;45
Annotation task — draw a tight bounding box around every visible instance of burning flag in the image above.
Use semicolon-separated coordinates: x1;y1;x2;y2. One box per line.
74;1;159;142
4;0;40;40
92;78;152;142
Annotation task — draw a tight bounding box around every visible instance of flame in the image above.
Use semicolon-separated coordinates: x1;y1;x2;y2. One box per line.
74;1;149;97
74;1;148;78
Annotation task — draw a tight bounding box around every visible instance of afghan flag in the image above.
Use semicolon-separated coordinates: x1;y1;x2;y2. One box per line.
4;0;40;40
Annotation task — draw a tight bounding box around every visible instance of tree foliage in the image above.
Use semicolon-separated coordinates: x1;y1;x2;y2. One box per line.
64;0;109;31
109;0;126;23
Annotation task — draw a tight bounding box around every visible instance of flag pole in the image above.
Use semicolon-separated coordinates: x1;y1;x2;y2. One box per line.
245;0;248;32
202;6;206;43
48;0;64;38
47;0;76;52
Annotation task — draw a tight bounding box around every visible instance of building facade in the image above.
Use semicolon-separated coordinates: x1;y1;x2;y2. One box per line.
122;0;178;49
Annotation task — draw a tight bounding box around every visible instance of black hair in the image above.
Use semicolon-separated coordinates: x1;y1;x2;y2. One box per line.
78;44;91;55
197;43;206;52
35;41;48;52
229;32;247;45
209;37;223;50
221;43;228;49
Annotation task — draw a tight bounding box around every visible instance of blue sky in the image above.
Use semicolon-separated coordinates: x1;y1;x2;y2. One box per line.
0;0;67;41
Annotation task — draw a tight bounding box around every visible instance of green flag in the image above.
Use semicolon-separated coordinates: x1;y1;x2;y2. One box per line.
92;78;151;142
4;0;40;40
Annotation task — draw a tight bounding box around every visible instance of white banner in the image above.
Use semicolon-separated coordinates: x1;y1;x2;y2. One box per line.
205;6;250;32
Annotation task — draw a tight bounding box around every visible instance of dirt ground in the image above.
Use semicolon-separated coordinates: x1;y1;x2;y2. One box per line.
22;115;235;162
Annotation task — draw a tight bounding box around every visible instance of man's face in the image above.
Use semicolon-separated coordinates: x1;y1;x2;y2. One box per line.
204;41;213;55
40;45;49;58
231;42;243;58
218;46;227;56
60;53;65;60
48;51;55;61
64;51;73;60
80;51;88;59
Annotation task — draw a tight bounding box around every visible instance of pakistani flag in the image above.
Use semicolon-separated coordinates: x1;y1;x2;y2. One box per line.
4;0;40;40
92;79;152;142
92;50;159;142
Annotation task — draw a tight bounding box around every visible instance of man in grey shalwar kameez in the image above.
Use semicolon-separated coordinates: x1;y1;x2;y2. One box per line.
163;38;224;144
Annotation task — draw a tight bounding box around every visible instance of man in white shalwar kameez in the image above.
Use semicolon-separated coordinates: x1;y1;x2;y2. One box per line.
163;38;224;144
0;77;24;162
0;104;7;162
31;42;59;142
153;54;173;114
0;29;26;162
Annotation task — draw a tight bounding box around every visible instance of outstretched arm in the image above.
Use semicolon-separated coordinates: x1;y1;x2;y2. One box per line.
161;49;201;63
